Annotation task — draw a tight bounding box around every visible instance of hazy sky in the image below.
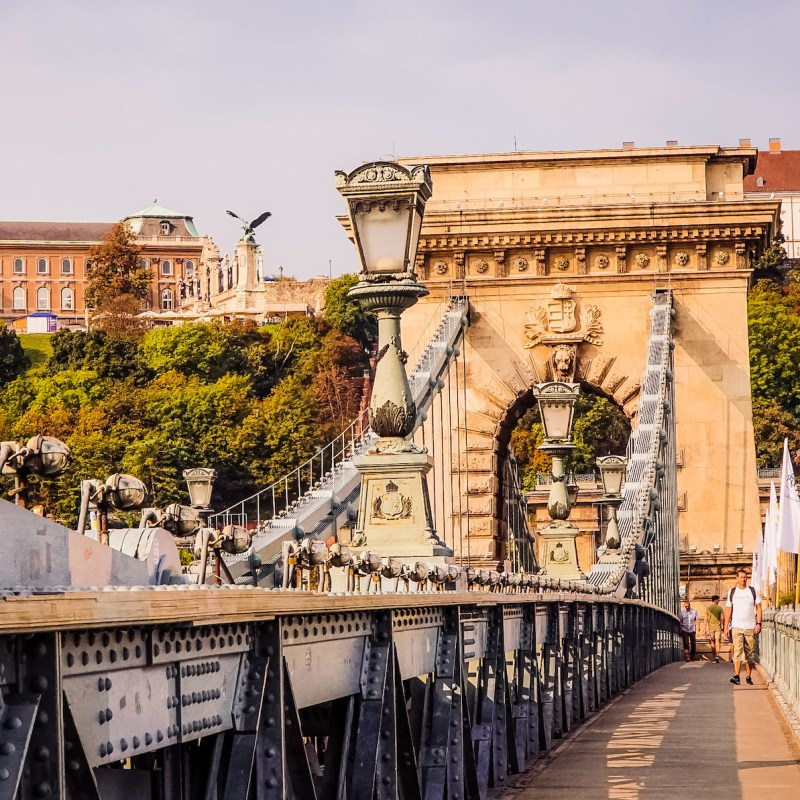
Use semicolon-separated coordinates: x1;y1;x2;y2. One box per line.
2;1;798;278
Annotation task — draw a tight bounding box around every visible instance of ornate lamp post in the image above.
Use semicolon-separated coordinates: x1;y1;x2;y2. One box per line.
335;162;450;560
534;381;586;580
183;467;216;521
596;455;627;562
0;435;71;509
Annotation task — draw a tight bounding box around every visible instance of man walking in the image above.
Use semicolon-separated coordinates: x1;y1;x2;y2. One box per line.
679;598;699;662
706;594;723;663
724;569;762;685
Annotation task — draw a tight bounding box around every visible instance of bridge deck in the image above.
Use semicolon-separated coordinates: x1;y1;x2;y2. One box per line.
509;661;800;799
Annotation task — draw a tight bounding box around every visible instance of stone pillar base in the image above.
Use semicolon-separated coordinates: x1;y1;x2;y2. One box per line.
353;449;452;560
539;521;587;580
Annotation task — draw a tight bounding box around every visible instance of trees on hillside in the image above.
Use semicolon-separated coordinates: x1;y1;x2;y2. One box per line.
0;325;30;386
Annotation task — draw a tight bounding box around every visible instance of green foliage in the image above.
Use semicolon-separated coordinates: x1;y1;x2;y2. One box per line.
0;325;30;386
777;590;797;608
0;316;367;524
323;274;376;348
510;392;632;486
18;333;51;376
748;293;800;413
752;400;800;467
753;236;786;278
85;222;149;309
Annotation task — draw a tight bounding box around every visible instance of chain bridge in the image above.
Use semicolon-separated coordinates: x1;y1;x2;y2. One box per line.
0;149;797;799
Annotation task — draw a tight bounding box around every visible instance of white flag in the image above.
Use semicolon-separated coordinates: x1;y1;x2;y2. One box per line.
766;482;779;585
777;439;800;554
752;547;762;594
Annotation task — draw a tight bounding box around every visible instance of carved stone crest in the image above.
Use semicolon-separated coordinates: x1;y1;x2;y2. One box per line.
371;480;412;521
524;283;604;347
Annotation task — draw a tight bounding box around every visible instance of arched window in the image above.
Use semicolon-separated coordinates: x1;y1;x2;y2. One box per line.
37;258;48;274
61;257;72;274
160;220;171;235
139;258;149;270
161;287;173;310
161;259;172;276
185;260;195;277
13;257;24;274
61;287;74;311
12;287;25;310
37;287;50;310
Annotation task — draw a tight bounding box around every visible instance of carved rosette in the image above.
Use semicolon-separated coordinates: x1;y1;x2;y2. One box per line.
554;255;570;271
434;261;448;275
675;251;689;267
635;253;650;268
515;257;529;272
475;259;489;274
715;250;730;266
615;246;628;274
595;254;610;270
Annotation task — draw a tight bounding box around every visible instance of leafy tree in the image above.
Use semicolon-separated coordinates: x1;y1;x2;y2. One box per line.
752;399;800;468
0;325;30;386
753;235;786;280
323;274;376;349
85;222;150;310
48;329;146;382
748;293;800;413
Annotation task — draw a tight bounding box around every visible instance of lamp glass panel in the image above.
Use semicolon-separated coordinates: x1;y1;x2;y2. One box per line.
604;466;625;496
354;202;410;274
540;398;572;440
408;204;423;271
186;477;213;507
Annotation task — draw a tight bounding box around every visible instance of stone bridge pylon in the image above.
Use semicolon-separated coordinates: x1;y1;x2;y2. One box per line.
400;144;779;574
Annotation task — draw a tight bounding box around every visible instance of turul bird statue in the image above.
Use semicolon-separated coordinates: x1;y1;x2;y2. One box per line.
226;210;272;243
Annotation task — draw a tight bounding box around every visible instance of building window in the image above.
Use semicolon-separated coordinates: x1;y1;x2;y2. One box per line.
13;257;24;274
37;287;50;310
161;287;173;310
185;259;195;277
61;257;72;274
61;287;74;311
139;258;149;270
160;220;171;235
161;259;172;276
37;258;48;274
12;287;25;310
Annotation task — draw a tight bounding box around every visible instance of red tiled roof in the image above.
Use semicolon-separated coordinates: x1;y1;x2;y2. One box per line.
744;150;800;193
0;221;114;242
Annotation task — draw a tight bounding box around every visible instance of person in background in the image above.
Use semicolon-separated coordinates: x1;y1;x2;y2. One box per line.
679;598;699;662
724;569;762;686
706;594;723;663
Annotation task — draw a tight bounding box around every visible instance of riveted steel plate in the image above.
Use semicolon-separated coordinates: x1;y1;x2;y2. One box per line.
177;653;240;744
61;628;148;675
149;623;251;663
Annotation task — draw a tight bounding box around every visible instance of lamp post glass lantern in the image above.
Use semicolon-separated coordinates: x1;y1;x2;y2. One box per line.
334;161;450;561
183;468;216;510
596;455;627;557
534;382;580;441
533;380;586;580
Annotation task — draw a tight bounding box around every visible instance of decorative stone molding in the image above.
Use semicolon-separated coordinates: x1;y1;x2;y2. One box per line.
635;252;650;268
596;254;610;270
475;259;489;274
695;244;708;271
615;246;628;274
515;257;529;272
575;247;587;275
415;254;427;280
434;261;448;275
554;255;570;271
534;248;547;276
674;251;689;267
714;250;730;266
656;246;668;273
494;250;507;277
735;243;748;270
550;343;577;381
454;251;466;279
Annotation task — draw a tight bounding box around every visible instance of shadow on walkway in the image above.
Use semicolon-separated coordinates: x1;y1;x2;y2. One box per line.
509;662;800;800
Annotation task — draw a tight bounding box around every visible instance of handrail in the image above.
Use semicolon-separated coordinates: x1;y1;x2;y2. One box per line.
213;297;469;556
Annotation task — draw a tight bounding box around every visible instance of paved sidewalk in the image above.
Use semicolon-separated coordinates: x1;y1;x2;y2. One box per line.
509;661;800;800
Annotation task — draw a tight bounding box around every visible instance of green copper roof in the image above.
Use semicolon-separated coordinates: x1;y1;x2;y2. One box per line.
125;199;190;220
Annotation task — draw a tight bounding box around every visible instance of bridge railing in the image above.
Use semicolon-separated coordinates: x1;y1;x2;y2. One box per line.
759;608;800;735
0;587;681;799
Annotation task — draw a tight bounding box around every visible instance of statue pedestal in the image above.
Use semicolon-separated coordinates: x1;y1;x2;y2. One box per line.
353;448;452;561
539;521;586;580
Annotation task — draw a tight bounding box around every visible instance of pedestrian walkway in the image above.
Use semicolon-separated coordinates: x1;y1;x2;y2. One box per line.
507;661;800;800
